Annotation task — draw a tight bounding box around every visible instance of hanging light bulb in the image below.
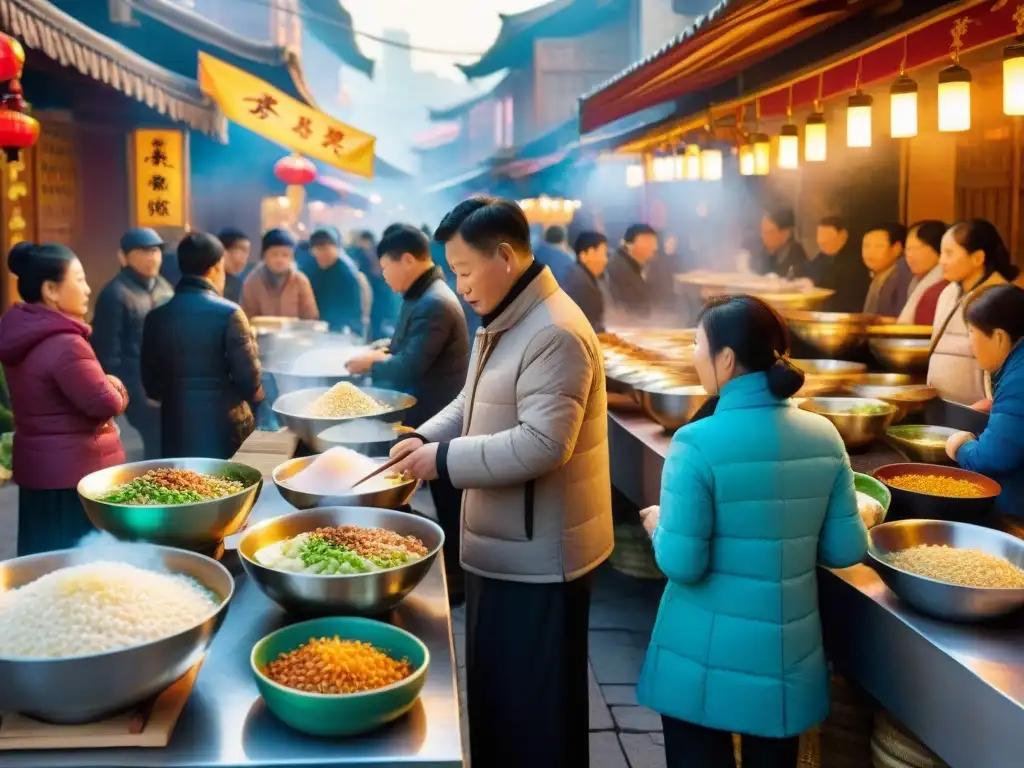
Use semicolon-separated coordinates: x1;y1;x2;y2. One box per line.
738;141;755;176
778;124;799;169
625;164;645;188
751;132;770;175
847;91;873;148
1005;37;1024;115
684;144;701;180
804;111;826;162
700;147;723;181
938;64;971;132
890;74;918;138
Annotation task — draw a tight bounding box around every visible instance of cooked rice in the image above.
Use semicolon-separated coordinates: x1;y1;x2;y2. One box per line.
0;561;219;659
882;545;1024;589
307;383;388;418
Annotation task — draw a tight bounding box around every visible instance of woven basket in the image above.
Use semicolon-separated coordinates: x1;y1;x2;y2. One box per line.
871;711;947;768
609;523;664;580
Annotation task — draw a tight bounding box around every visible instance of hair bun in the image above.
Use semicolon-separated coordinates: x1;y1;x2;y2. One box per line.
767;355;805;400
8;241;36;278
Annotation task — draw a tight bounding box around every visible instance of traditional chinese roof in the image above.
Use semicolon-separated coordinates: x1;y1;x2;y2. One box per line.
579;0;886;133
459;0;630;79
0;0;226;139
299;0;374;78
428;73;509;121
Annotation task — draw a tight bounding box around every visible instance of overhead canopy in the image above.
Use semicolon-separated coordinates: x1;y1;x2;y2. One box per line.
579;0;888;134
0;0;225;138
460;0;630;79
298;0;374;78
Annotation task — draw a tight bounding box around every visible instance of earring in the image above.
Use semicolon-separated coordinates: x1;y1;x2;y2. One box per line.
506;265;511;274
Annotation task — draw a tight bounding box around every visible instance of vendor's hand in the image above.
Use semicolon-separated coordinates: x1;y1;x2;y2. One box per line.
970;398;993;414
392;442;439;482
346;349;389;374
390;437;424;461
370;338;391;351
945;431;977;461
640;505;660;537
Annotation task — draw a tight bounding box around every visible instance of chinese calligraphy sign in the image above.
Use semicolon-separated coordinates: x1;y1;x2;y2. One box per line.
132;129;186;228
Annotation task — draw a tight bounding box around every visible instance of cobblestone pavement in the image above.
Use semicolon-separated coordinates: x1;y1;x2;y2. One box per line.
0;422;671;768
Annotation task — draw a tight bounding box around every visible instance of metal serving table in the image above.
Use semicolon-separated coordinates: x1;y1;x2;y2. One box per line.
7;488;464;768
607;406;1024;768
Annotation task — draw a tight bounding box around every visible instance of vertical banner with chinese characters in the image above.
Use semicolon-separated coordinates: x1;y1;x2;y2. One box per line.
131;129;187;228
34;121;78;246
197;52;375;178
1;151;36;308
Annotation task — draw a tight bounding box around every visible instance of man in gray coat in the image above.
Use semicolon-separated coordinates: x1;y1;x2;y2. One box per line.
391;197;614;768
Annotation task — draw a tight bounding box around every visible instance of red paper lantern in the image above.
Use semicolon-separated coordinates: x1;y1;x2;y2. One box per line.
0;32;36;161
274;153;317;186
0;34;25;82
0;109;39;161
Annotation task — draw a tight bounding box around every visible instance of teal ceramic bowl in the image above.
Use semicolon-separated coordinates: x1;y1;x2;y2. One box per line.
854;472;891;527
251;616;429;737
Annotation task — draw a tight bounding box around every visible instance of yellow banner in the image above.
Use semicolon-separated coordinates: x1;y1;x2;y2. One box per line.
198;52;375;179
132;129;187;228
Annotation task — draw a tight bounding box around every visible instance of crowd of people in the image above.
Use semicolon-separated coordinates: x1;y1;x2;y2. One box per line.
0;194;1022;767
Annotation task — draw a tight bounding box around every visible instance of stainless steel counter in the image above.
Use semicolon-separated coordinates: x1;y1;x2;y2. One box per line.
608;406;1024;768
9;488;464;768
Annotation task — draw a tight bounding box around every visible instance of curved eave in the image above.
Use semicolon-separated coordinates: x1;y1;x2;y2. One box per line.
299;0;374;78
457;0;575;79
0;0;226;140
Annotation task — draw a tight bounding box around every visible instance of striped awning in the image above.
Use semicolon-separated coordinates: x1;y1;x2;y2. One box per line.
0;0;226;140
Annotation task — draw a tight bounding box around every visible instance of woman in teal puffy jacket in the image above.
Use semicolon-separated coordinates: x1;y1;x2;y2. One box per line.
639;295;868;767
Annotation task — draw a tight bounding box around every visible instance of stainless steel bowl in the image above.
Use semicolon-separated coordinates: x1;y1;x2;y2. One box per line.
867;323;933;339
308;419;403;457
844;383;938;423
238;506;444;615
867;520;1024;622
885;425;959;464
272;386;417;444
265;343;372;394
793;359;868;397
798;397;898;451
848;373;920;387
870;337;932;373
783;311;878;358
753;287;835;311
0;546;233;723
78;458;263;550
273;454;419;510
634;385;709;432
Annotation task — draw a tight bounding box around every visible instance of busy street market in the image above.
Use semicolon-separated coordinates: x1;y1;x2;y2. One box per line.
1;1;1024;768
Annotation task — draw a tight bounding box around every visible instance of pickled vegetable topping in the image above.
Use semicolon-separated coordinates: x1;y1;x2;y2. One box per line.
98;469;246;505
254;525;428;575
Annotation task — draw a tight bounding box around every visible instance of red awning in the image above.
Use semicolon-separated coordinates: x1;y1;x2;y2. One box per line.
579;0;876;134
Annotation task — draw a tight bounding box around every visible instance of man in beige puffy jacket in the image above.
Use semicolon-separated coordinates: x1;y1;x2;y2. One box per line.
391;197;613;768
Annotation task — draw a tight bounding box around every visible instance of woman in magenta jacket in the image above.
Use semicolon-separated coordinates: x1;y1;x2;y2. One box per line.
0;242;128;556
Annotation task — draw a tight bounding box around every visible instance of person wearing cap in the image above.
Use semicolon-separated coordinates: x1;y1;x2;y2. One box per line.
91;227;174;460
217;227;253;305
141;232;263;459
241;228;319;321
300;226;370;336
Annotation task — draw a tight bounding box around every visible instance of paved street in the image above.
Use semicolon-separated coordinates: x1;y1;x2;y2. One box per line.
0;422;671;768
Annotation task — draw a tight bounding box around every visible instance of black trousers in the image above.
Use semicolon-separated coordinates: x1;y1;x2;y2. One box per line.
17;488;95;556
126;402;161;461
465;571;594;768
662;716;799;768
427;476;463;598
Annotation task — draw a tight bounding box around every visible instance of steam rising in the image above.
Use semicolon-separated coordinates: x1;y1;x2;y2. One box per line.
68;531;169;573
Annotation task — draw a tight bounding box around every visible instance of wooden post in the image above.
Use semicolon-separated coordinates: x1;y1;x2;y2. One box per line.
1011;117;1021;265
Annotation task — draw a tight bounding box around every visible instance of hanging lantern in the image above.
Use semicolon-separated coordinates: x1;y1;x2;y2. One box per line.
778;123;799;169
683;144;701;180
0;34;25;82
0;109;39;162
751;132;770;175
700;147;722;181
274;153;317;185
1005;39;1024;115
890;74;919;138
804;112;827;162
738;142;755;176
0;34;38;162
938;64;971;132
847;91;873;148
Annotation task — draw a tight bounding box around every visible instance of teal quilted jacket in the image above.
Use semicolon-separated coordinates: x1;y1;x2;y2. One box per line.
637;372;867;738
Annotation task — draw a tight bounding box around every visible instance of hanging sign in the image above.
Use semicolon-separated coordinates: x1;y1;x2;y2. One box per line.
2;151;34;307
131;129;187;228
35;122;77;245
197;52;375;179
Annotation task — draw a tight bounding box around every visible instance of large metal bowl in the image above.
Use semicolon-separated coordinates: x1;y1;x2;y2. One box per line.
273;386;417;444
273;454;419;510
308;419;404;457
797;397;898;451
872;462;1001;524
867;520;1024;622
848;372;921;387
77;458;263;550
238;506;444;615
793;359;867;397
784;311;878;358
634;385;709;432
0;546;233;723
753;287;835;311
266;344;372;394
844;383;938;423
867;323;933;339
885;425;959;464
870;337;932;373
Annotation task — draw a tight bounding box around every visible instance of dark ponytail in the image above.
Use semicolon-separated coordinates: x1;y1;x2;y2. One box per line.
697;295;805;399
7;241;77;303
